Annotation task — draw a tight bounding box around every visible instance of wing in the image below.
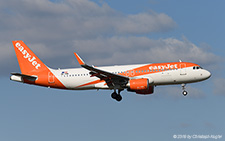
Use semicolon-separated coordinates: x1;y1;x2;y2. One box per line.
74;53;129;89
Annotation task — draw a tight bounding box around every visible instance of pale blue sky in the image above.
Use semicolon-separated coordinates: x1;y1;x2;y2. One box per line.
0;0;224;140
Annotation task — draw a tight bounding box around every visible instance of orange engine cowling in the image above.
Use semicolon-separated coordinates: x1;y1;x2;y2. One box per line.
128;78;154;95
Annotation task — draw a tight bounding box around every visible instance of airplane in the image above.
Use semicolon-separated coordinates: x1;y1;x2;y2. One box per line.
10;40;211;101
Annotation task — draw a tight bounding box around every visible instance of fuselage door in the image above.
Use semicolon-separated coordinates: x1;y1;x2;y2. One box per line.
180;63;187;75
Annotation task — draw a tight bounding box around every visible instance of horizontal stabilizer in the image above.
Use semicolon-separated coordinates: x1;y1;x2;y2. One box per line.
10;73;37;82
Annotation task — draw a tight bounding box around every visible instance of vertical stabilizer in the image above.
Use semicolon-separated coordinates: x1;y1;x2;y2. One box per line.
12;40;48;74
11;40;66;89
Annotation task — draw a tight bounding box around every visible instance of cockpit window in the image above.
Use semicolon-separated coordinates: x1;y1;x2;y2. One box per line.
193;66;203;70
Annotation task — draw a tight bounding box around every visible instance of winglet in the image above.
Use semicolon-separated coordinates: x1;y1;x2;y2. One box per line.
74;53;85;65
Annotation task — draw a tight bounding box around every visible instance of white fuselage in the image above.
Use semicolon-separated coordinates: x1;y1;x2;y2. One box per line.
50;63;211;90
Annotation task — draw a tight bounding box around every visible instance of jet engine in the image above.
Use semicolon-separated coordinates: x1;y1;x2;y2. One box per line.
127;78;154;95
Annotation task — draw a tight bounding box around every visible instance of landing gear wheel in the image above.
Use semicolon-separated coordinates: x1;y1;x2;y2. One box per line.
183;91;188;96
111;92;117;99
115;94;122;101
111;90;123;102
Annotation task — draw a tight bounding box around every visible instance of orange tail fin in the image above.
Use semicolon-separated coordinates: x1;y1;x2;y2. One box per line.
12;40;48;74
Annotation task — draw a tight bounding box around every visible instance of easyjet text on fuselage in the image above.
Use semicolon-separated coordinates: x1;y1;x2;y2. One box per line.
149;64;178;70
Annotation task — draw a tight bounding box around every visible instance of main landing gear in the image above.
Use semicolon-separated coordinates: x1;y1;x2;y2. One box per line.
111;89;123;102
182;84;188;96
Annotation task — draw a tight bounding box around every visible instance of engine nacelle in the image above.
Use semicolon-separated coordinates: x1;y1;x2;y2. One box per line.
127;78;154;95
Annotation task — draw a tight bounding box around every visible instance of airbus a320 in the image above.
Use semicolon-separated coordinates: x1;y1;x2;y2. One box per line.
10;41;211;101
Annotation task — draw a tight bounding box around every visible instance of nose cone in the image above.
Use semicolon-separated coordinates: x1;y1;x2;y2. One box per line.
203;70;211;80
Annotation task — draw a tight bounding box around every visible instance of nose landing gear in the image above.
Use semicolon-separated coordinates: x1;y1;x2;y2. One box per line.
182;84;188;96
111;89;123;102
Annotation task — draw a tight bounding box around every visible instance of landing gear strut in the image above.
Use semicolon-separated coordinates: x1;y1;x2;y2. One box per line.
111;89;123;102
182;84;188;96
